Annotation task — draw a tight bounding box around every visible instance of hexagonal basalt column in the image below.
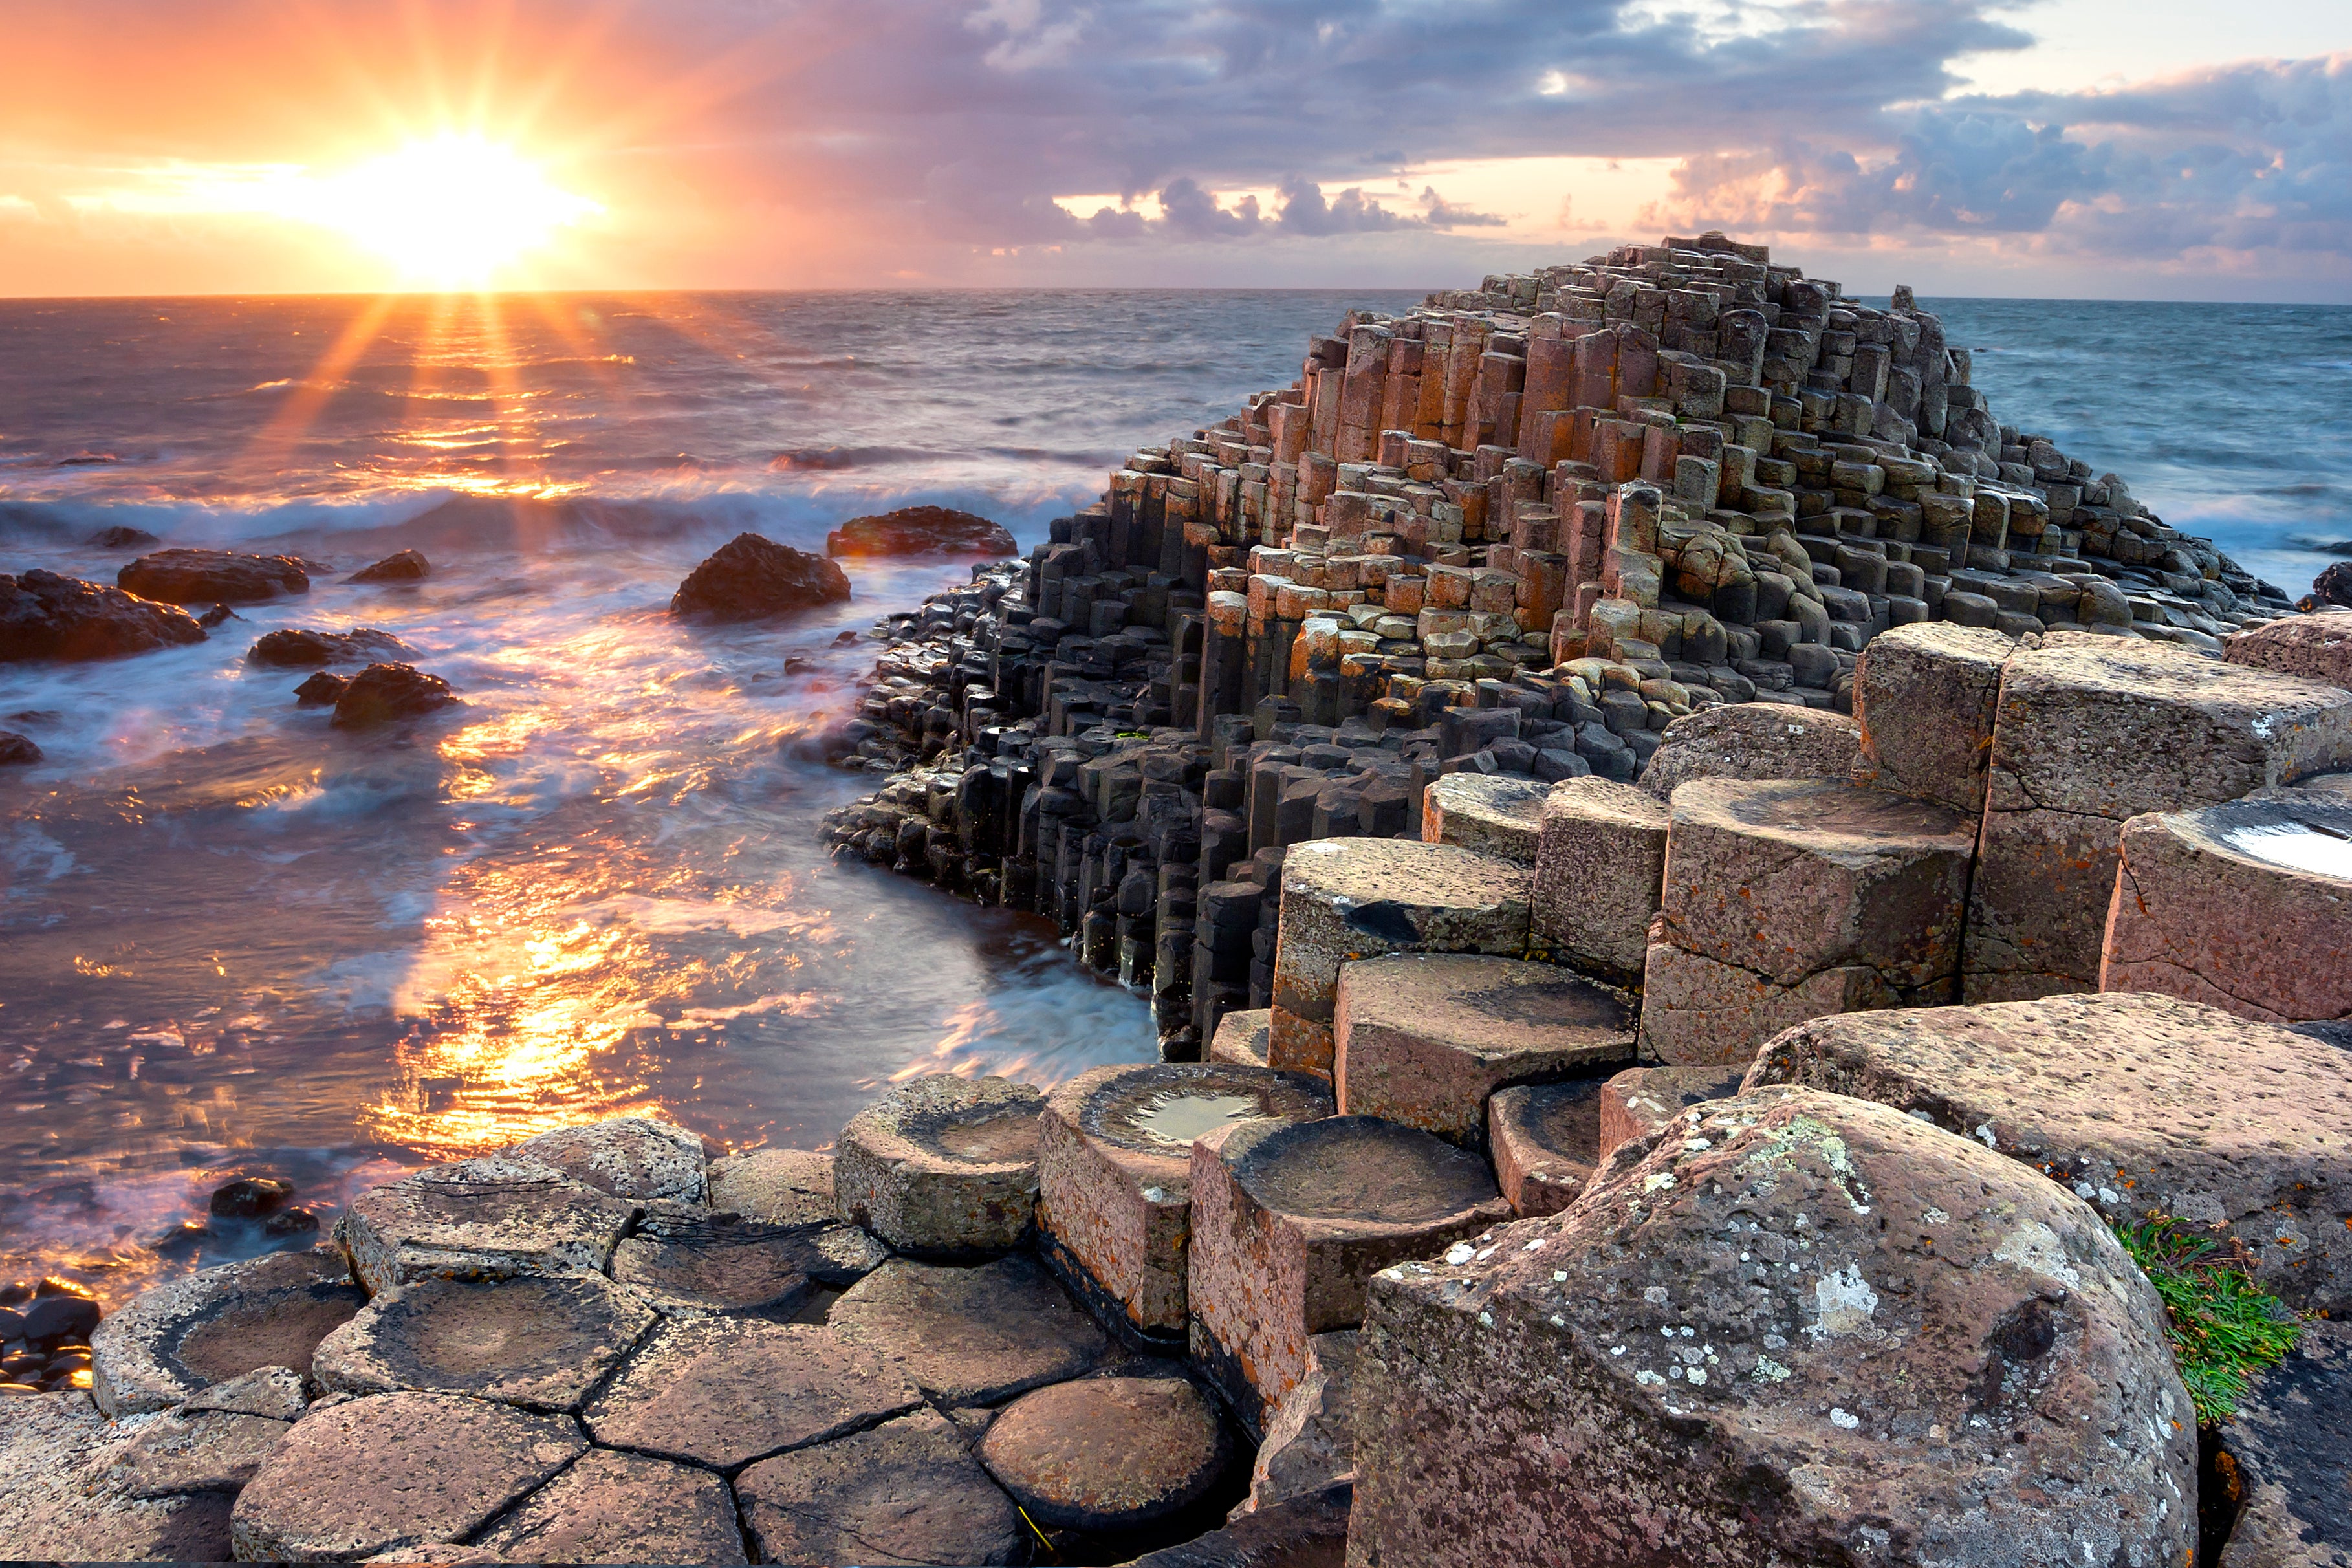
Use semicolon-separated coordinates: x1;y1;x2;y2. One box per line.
1849;621;2015;816
93;1248;366;1417
1188;1115;1510;1432
508;1115;707;1204
1420;774;1549;864
1208;1008;1272;1068
2099;794;2352;1024
1638;778;1975;1065
1485;1080;1609;1217
338;1153;639;1296
1530;777;1668;988
311;1274;656;1410
1594;1063;1747;1166
1036;1062;1332;1345
1333;953;1634;1148
833;1074;1045;1257
1272;839;1532;1076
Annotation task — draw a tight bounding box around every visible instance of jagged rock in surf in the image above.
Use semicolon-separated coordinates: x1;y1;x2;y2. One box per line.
825;506;1016;559
246;628;412;668
348;549;430;583
670;533;851;622
328;663;459;728
1;569;207;662
118;549;310;604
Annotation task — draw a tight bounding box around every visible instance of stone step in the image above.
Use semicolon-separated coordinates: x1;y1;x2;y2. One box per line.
833;1073;1045;1258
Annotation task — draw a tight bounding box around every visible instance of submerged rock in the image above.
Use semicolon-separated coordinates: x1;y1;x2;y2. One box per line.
826;506;1017;558
293;671;349;706
0;730;39;765
329;662;458;728
1;569;206;662
196;602;239;628
246;627;412;667
86;525;161;549
671;532;851;622
118;548;309;604
349;549;431;583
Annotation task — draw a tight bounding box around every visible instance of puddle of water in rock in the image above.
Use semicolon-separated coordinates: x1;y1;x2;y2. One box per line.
2224;820;2352;880
1129;1092;1265;1146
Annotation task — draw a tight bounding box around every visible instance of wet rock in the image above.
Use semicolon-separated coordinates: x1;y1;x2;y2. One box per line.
829;1254;1107;1405
197;601;239;627
1850;620;2016;816
610;1211;826;1316
2307;563;2352;612
1746;991;2352;1312
331;661;459;726
118;547;310;604
0;730;40;765
583;1315;921;1472
0;1391;237;1561
834;1073;1044;1256
294;670;349;705
826;505;1018;558
93;1247;363;1416
19;1293;98;1349
1637;701;1864;800
107;1406;290;1497
1125;1482;1353;1568
1333;953;1634;1148
1486;1078;1609;1217
2215;1319;2351;1568
737;1405;1026;1566
1243;1331;1358;1514
510;1115;707;1203
708;1147;836;1225
1347;1088;2197;1568
1209;1008;1272;1068
0;569;206;661
1419;774;1549;864
246;626;412;666
980;1375;1232;1532
1530;775;1670;987
209;1175;296;1218
671;532;851;622
472;1447;748;1565
230;1391;584;1562
1595;1062;1747;1164
1038;1062;1333;1344
312;1274;655;1410
338;1153;638;1296
1188;1116;1510;1430
349;549;431;583
88;525;161;548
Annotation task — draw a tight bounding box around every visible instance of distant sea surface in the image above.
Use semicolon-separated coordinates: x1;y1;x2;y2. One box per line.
0;288;2344;1303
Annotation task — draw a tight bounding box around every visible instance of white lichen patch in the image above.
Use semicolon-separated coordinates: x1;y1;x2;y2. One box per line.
1805;1263;1880;1339
1992;1219;2083;1289
1829;1407;1861;1430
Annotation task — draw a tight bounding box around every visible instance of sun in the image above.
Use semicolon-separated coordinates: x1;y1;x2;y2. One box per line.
313;133;600;289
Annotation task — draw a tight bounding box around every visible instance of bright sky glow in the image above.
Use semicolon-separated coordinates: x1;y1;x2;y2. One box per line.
307;136;601;288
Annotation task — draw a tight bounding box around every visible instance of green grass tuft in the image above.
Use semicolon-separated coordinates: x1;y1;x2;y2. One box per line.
2113;1215;2303;1424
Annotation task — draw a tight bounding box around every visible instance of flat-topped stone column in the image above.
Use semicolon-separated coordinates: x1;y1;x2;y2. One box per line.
1333;953;1633;1147
2100;794;2352;1024
1188;1116;1509;1432
1271;838;1531;1076
1849;621;2015;814
92;1248;365;1417
337;1153;639;1295
833;1073;1045;1256
1208;1007;1272;1067
1484;1080;1610;1217
1037;1062;1332;1344
1637;702;1864;800
1420;774;1549;864
1595;1063;1747;1164
1530;776;1668;986
1639;777;1975;1064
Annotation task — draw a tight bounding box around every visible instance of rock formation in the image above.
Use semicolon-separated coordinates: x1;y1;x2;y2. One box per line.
827;505;1018;558
1;569;206;662
670;532;851;621
118;549;310;604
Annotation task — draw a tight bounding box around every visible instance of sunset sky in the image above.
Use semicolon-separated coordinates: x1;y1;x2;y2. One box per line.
3;0;2347;301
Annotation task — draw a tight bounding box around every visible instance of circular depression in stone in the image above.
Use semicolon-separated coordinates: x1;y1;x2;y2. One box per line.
1234;1117;1500;1225
1704;777;1971;845
166;1273;366;1384
1078;1065;1328;1156
918;1105;1043;1164
2206;801;2352;882
977;1375;1230;1531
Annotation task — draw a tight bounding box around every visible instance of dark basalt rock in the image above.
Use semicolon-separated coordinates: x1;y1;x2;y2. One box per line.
197;603;239;629
21;1294;101;1349
826;506;1017;559
208;1177;295;1219
330;663;458;728
671;532;851;622
293;671;349;706
118;549;310;605
87;525;161;549
0;730;40;765
246;627;412;668
2307;561;2352;612
349;549;430;583
1;569;207;662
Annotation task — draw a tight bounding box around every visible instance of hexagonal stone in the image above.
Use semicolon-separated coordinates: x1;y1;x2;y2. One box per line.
1486;1080;1609;1217
1334;953;1634;1148
93;1247;365;1416
340;1154;639;1296
0;1391;236;1561
1530;776;1668;988
472;1448;747;1565
834;1074;1044;1257
229;1392;585;1562
1188;1116;1510;1430
1038;1062;1332;1344
105;1405;290;1498
1208;1008;1271;1068
1594;1063;1747;1166
509;1116;706;1203
1850;622;2015;816
707;1148;836;1225
1637;702;1863;800
1747;990;2352;1312
827;1255;1105;1405
979;1375;1232;1532
312;1274;655;1410
2100;794;2352;1024
736;1407;1025;1567
1272;838;1531;1076
583;1316;921;1472
1421;774;1549;864
610;1211;829;1316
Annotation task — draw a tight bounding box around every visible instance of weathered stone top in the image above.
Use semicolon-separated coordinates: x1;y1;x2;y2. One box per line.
1668;776;1976;862
1219;1116;1503;1232
1049;1062;1333;1184
2150;793;2352;883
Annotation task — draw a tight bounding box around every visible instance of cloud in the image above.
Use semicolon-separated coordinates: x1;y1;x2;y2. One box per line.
1420;186;1508;229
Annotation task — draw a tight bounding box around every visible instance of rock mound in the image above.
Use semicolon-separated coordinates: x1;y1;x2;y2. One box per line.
246;627;412;667
0;730;40;765
826;506;1016;558
118;549;309;604
670;533;850;622
1;569;206;661
87;525;160;549
349;549;430;583
330;663;458;728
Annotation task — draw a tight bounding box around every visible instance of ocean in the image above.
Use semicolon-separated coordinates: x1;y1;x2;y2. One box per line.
1;287;2345;1304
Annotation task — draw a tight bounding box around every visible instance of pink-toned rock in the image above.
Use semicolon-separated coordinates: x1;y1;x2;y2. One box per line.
1594;1063;1747;1164
1208;1008;1272;1068
2224;609;2352;691
92;1248;364;1417
472;1447;747;1565
1485;1079;1610;1217
1529;776;1668;987
737;1407;1025;1566
338;1154;638;1296
1637;702;1862;800
978;1375;1232;1532
832;1073;1043;1256
509;1116;706;1203
1850;620;2016;815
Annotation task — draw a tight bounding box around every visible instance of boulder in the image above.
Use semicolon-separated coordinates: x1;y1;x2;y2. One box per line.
1486;1078;1610;1217
1965;640;2352;1001
245;627;411;667
1333;953;1634;1148
229;1392;583;1561
1637;702;1863;800
88;525;160;548
92;1248;364;1416
311;1274;655;1410
349;549;431;583
472;1448;748;1565
736;1407;1026;1566
1745;991;2352;1312
2215;1319;2351;1568
336;1153;638;1296
118;548;309;604
707;1147;836;1225
331;662;459;726
833;1074;1044;1256
210;1175;296;1218
670;532;851;621
827;1254;1105;1405
825;505;1018;558
0;1391;236;1561
1529;776;1669;987
1849;620;2015;816
1272;838;1532;1075
1419;774;1549;864
978;1375;1232;1532
509;1115;707;1203
609;1210;828;1316
582;1316;921;1472
0;569;206;662
1347;1088;2197;1568
1208;1008;1272;1068
2100;794;2352;1023
1595;1063;1747;1164
1242;1329;1359;1513
2227;610;2352;691
1188;1116;1510;1431
294;670;348;705
2311;563;2352;612
1038;1062;1333;1344
0;730;42;765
